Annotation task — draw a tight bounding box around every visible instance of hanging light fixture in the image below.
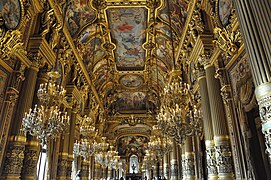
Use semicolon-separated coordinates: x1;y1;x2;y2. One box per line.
73;115;97;159
94;137;110;168
155;0;203;144
22;71;70;145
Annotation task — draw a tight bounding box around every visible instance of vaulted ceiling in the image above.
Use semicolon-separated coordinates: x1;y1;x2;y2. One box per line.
65;0;189;155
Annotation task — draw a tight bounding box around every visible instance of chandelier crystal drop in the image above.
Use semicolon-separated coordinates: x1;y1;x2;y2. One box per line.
21;71;70;145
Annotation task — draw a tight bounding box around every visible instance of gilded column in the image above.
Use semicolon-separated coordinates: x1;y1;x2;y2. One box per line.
81;159;90;180
159;159;163;178
184;138;195;180
181;147;185;179
196;63;218;179
94;162;100;180
204;61;234;179
56;107;72;180
233;0;271;162
0;66;25;175
1;57;40;179
21;69;48;180
170;141;178;180
67;107;77;178
108;167;112;180
163;154;169;179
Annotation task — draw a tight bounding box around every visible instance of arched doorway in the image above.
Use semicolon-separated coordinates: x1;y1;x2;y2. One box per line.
129;154;139;173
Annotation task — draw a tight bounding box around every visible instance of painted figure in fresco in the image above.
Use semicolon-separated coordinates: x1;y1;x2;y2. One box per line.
219;0;233;26
1;0;20;29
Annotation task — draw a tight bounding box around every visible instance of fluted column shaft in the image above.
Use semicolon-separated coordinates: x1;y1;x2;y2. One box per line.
205;64;234;179
170;141;178;180
233;0;271;162
197;69;218;179
184;138;195;180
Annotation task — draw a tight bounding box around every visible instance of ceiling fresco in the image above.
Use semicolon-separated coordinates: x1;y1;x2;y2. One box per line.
66;0;97;36
113;91;147;112
120;74;144;88
107;7;148;70
117;136;149;156
64;0;191;155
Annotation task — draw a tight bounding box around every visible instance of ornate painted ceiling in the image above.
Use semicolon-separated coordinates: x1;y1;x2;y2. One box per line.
65;0;189;156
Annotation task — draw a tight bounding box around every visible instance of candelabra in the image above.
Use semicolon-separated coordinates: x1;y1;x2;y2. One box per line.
21;71;70;145
156;75;202;144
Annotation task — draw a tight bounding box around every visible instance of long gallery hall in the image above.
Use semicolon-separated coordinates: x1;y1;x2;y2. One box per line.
0;0;271;179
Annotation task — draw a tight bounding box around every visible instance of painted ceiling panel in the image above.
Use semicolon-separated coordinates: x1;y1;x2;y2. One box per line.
107;7;148;70
66;0;96;37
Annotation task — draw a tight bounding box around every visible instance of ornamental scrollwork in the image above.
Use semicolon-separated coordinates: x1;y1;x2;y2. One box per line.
213;25;242;59
215;144;233;174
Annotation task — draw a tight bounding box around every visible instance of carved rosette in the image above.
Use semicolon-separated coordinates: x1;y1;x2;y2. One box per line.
206;146;218;177
215;144;234;175
184;153;195;178
1;137;26;178
255;82;271;160
21;142;39;179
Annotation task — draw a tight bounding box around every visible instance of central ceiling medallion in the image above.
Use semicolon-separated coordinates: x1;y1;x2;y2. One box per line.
120;74;144;88
107;7;148;70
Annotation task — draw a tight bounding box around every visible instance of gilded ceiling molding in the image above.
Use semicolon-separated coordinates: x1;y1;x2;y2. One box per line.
176;0;200;63
47;0;104;111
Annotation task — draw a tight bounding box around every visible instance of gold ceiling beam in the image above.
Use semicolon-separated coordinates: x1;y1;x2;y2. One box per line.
176;0;198;64
47;0;104;111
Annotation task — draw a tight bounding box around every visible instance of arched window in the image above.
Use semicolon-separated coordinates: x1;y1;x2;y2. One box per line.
129;154;139;173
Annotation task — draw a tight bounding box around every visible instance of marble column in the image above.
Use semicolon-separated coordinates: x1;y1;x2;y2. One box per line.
184;138;195;180
163;154;169;179
233;0;271;163
196;64;218;179
205;62;234;179
108;167;112;180
1;59;40;179
170;141;178;180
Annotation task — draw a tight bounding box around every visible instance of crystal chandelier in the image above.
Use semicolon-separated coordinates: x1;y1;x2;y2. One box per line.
78;115;96;138
73;115;97;159
94;137;110;168
73;139;95;160
156;76;202;144
147;132;173;159
22;71;70;145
